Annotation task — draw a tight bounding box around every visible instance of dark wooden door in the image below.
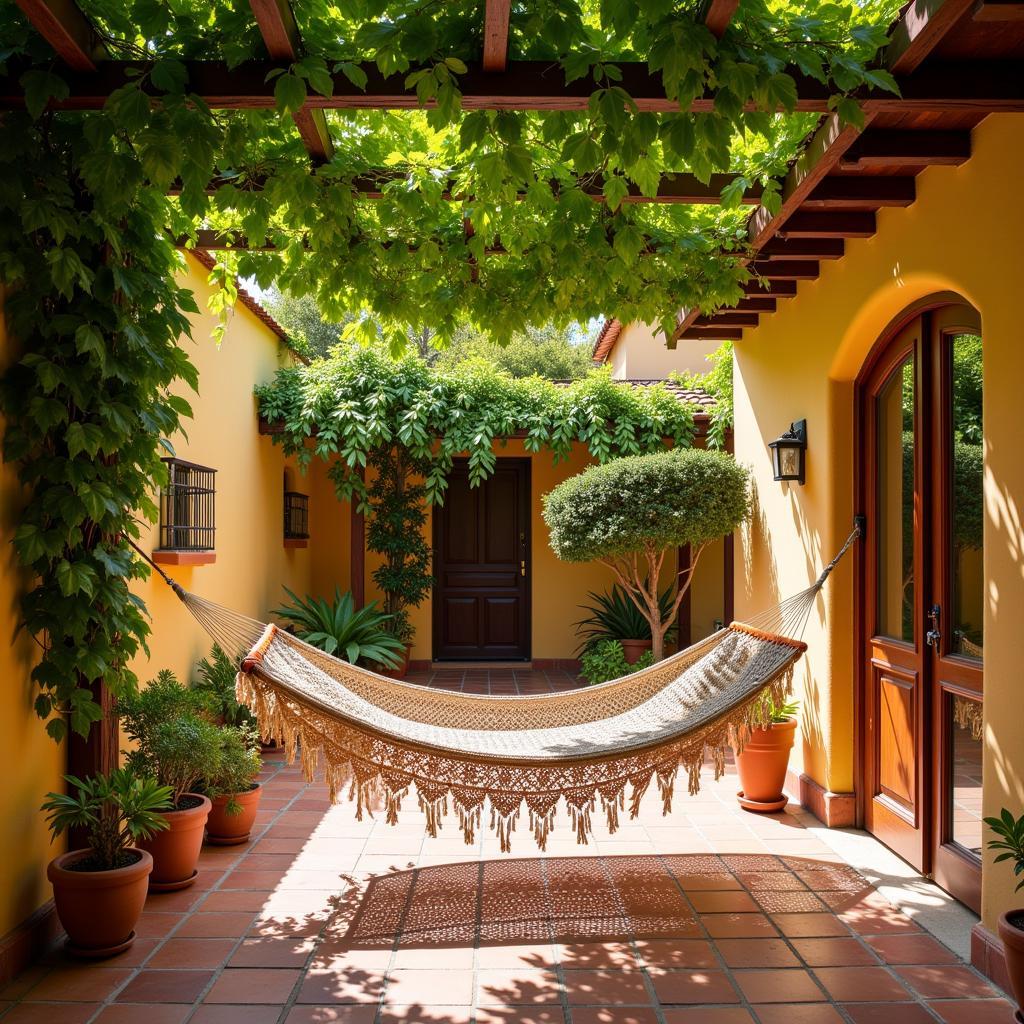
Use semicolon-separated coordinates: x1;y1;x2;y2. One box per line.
433;459;530;660
860;302;983;908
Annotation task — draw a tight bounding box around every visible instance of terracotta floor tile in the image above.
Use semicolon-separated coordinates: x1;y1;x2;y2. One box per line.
751;1006;845;1024
770;914;849;938
379;1006;473;1024
147;936;236;969
702;914;778;938
476;969;562;1005
714;939;800;968
569;1009;660;1024
734;967;824;1003
296;968;387;1005
893;964;996;999
135;913;185;938
660;1011;754;1024
673;873;743;892
188;1007;284;1024
200;891;273;913
649;969;739;1005
812;966;911;1002
144;889;205;913
790;937;878;967
475;1009;566;1024
840;1004;937;1024
284;1008;378;1024
25;966;132;1002
177;912;259;937
389;944;474;969
115;970;214;1003
477;944;558;969
228;935;316;968
688;892;759;914
563;968;650;1005
205;968;301;1004
558;941;638;968
864;933;958;964
382;969;475;1005
634;939;717;969
926;998;1021;1024
1;1003;100;1023
91;1005;191;1024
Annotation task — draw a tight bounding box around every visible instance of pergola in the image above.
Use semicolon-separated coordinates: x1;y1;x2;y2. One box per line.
10;0;1024;343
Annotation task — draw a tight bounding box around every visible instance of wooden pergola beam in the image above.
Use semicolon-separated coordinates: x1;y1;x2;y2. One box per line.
249;0;333;163
802;176;916;208
702;0;741;36
839;129;972;167
973;0;1024;20
14;0;106;71
758;238;844;259
781;211;877;237
886;0;976;73
482;0;511;72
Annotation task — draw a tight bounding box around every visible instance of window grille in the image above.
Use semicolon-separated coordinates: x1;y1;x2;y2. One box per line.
284;491;309;540
158;458;216;551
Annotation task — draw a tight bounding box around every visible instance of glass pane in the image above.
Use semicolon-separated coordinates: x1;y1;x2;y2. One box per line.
950;694;984;857
950;334;984;659
877;355;915;642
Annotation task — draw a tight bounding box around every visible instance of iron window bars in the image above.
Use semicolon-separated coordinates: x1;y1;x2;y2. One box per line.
284;491;309;540
158;457;216;551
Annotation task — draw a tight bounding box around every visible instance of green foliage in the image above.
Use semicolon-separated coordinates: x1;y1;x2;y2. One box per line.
120;671;224;806
678;341;734;449
272;587;405;667
580;639;654;685
985;808;1024;893
761;694;800;724
544;448;750;564
202;725;262;816
952;334;983;445
435;325;593;380
192;645;255;728
264;289;353;359
575;583;677;654
41;770;173;870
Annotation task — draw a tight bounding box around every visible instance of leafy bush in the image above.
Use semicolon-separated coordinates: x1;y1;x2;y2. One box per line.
580;640;654;685
120;671;224;807
434;326;593;380
676;340;734;449
273;587;405;667
42;770;173;870
986;809;1024;893
192;644;254;727
202;725;262;815
574;583;677;654
544;448;750;660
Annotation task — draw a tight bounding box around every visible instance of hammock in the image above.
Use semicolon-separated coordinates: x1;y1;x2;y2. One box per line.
132;523;860;851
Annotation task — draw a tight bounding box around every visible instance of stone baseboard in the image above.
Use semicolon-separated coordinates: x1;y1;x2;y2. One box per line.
408;659;431;672
786;770;856;827
0;900;62;987
972;921;1013;996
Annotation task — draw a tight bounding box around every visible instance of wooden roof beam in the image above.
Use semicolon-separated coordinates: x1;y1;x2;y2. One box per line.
695;312;760;327
14;0;106;71
249;0;333;164
747;260;820;280
734;296;778;312
973;1;1024;20
780;211;877;237
840;129;972;167
741;279;797;296
702;0;740;36
758;238;845;259
802;176;916;208
482;0;511;72
886;0;976;73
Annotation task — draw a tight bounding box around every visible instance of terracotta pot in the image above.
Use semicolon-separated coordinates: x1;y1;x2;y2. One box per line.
735;718;797;812
379;644;411;680
998;909;1024;1022
620;639;653;665
205;783;263;846
139;794;211;891
48;848;152;958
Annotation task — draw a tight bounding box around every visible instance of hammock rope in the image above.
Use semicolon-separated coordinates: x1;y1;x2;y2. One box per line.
126;519;862;850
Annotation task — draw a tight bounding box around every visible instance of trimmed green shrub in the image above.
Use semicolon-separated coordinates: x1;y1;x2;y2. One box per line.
574;582;677;655
580;640;654;685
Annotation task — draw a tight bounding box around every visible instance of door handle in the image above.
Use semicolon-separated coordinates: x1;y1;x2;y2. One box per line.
520;560;526;577
925;604;941;648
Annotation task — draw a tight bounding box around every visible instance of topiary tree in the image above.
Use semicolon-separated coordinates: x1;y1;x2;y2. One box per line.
543;449;750;662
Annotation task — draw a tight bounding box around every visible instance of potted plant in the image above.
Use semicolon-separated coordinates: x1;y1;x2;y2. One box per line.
575;584;677;664
202;724;264;845
379;609;416;678
192;643;255;728
580;638;654;685
985;809;1024;1017
734;694;800;812
120;671;222;890
42;770;173;957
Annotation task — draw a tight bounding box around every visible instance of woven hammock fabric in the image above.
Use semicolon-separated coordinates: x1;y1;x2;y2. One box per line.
233;619;806;850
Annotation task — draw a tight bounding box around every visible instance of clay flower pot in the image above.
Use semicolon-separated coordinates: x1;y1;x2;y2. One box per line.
735;717;797;813
47;848;152;958
205;783;263;846
139;793;211;891
619;639;653;665
379;644;411;680
998;909;1024;1022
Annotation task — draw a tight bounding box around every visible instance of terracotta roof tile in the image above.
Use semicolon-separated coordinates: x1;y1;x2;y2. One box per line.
591;318;623;363
551;377;714;417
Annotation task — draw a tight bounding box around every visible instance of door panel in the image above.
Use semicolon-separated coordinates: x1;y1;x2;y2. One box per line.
877;669;916;809
433;459;530;660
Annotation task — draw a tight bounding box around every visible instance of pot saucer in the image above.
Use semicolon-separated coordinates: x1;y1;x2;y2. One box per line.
205;831;251;847
149;869;198;892
65;930;135;959
736;790;788;813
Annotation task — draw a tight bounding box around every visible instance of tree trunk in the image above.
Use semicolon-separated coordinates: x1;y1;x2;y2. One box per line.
651;628;664;663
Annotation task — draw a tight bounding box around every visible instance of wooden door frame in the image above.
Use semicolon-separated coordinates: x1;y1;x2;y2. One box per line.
431;456;532;661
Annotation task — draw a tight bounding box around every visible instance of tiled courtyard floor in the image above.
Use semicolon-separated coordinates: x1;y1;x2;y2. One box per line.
0;674;1013;1024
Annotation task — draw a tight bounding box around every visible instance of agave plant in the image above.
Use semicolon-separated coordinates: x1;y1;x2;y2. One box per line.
272;587;405;668
574;583;678;655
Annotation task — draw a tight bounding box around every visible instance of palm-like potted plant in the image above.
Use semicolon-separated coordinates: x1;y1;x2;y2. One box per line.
575;583;678;664
735;694;800;813
985;809;1024;1016
120;671;222;890
273;586;405;669
192;643;255;728
202;724;264;845
43;770;173;957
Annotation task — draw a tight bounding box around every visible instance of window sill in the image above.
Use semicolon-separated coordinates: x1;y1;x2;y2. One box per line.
152;550;217;566
284;538;309;549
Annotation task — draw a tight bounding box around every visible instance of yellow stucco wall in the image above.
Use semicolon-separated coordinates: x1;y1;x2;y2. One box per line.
731;112;1024;930
609;323;720;379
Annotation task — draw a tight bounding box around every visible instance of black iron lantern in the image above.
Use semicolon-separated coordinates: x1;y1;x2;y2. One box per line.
769;419;807;484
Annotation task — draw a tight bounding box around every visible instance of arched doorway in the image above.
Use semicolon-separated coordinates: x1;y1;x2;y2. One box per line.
857;298;984;912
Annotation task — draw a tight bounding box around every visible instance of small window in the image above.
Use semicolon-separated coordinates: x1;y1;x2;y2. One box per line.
158;458;216;552
284;491;309;541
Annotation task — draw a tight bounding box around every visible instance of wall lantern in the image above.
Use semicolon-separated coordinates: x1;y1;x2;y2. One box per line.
769;419;807;485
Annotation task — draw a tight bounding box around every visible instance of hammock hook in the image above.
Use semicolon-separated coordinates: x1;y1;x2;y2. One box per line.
123;536;187;600
810;515;865;594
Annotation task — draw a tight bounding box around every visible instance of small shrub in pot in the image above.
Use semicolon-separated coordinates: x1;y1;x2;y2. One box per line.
985;809;1024;1016
735;694;800;813
202;724;264;845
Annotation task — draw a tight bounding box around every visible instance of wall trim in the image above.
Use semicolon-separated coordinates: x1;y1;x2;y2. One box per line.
0;900;62;987
787;769;856;827
972;921;1012;996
